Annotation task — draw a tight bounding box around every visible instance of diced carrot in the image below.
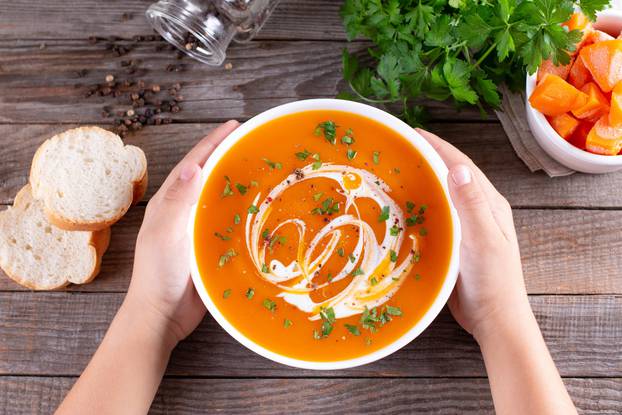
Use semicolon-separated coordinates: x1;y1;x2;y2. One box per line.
579;40;622;92
563;12;591;32
537;58;573;83
563;12;594;53
609;82;622;127
585;114;622;155
568;121;594;150
584;30;616;46
572;82;610;121
529;74;590;116
568;55;592;88
547;113;580;139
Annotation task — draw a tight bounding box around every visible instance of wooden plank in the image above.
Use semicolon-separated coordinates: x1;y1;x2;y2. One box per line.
1;123;621;208
0;0;347;41
2;376;621;414
0;293;619;377
0;39;484;124
1;206;620;294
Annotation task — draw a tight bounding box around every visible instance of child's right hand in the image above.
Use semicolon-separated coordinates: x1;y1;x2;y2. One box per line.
416;129;531;343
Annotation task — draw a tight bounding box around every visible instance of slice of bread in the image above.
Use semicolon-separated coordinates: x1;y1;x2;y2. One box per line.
0;185;111;290
30;126;147;231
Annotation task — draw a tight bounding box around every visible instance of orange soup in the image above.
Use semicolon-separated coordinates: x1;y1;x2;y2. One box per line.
194;110;453;362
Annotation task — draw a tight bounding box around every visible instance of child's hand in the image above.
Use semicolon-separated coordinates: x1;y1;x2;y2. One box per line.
416;129;530;342
127;121;240;348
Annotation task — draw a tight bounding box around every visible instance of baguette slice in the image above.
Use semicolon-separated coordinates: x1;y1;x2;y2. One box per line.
30;126;147;231
0;185;110;290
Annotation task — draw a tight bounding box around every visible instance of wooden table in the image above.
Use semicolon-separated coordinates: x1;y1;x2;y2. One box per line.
0;1;620;413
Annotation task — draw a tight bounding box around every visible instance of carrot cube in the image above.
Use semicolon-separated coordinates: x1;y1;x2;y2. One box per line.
579;40;622;92
585;115;622;155
568;121;594;150
609;82;622;127
572;82;610;122
529;74;590;116
563;12;594;52
548;113;580;139
537;58;573;83
568;55;592;89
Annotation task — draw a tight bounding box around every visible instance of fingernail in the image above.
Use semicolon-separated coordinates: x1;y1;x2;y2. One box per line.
451;165;472;186
180;164;197;182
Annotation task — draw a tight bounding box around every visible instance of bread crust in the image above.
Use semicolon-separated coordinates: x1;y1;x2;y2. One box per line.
0;185;112;290
29;126;148;231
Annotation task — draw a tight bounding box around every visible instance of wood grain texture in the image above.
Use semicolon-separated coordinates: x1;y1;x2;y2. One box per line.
1;123;621;207
1;376;621;414
1;206;620;294
0;0;347;41
0;39;485;123
0;293;619;377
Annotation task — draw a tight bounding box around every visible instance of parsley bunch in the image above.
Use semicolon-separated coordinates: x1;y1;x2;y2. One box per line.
339;0;610;126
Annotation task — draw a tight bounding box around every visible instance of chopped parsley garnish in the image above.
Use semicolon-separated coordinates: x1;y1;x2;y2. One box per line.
337;247;345;257
235;183;248;195
361;307;380;332
386;305;402;316
295;149;311;160
222;180;234;197
233;213;241;225
312;197;339;215
393;167;401;174
250;180;259;187
370;276;378;285
261;228;270;239
351;267;364;276
223;289;232;299
246;288;255;299
372;151;380;165
341;128;355;145
413;251;421;263
226;227;233;233
365;337;373;346
314;121;337;144
415;274;422;281
378;206;390;222
345;324;360;336
283;319;293;328
311;153;322;170
419;227;428;236
313;192;324;201
406;201;415;213
390;226;400;236
214;232;231;241
263;298;277;313
346;149;357;160
390;250;398;262
263;158;282;170
419;205;428;214
349;253;356;263
261;263;269;273
248;204;259;214
315;306;336;339
217;248;237;268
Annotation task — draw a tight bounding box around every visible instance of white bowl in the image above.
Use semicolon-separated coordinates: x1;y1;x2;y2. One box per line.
525;9;622;174
187;99;462;370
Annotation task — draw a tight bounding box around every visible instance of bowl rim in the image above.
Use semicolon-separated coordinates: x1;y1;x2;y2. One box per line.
524;9;622;165
187;98;462;370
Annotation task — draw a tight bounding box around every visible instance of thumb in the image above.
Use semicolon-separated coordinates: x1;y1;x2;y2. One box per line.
448;164;499;239
154;162;202;238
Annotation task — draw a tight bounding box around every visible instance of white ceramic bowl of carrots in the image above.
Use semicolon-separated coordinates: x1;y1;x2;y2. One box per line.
525;9;622;174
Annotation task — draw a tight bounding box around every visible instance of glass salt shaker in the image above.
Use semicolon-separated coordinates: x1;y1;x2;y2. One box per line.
146;0;280;66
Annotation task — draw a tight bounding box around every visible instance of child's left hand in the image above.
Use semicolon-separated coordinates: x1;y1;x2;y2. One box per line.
126;120;240;349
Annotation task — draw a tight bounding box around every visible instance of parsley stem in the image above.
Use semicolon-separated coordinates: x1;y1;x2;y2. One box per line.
348;81;393;104
475;41;498;67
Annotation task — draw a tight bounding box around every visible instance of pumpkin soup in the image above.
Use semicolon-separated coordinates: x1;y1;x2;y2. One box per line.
194;110;453;362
